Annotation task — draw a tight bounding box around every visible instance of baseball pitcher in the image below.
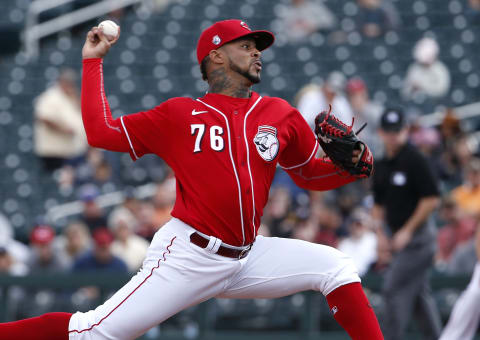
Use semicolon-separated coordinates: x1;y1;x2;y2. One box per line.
0;19;380;340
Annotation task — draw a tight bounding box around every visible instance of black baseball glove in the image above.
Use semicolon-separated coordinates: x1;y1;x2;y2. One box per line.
314;105;373;178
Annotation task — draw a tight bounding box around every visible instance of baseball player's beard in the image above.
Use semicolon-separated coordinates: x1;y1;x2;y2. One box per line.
229;59;261;84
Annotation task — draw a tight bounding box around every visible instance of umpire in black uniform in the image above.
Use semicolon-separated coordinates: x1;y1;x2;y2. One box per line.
372;108;442;340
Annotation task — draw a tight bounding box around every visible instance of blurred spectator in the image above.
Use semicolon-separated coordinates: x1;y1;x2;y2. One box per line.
402;37;451;101
435;198;476;270
151;177;176;229
439;109;470;188
445;238;477;275
53;221;92;269
72;228;128;272
296;71;354;131
33;68;87;172
136;201;158;242
292;216;318;242
356;0;401;38
0;244;28;320
335;185;366;221
0;247;28;276
275;0;336;43
338;208;378;277
0;213;29;266
440;108;463;141
372;107;442;340
71;228;127;311
75;148;104;185
271;166;308;201
91;159;114;188
313;204;342;247
108;187;141;233
108;208;148;272
410;125;440;153
409;125;449;182
28;225;68;273
256;223;271;237
346;77;383;155
22;225;69;318
293;202;341;247
263;186;294;238
74;148;120;191
121;187;142;218
451;158;480;217
367;235;392;275
78;184;108;232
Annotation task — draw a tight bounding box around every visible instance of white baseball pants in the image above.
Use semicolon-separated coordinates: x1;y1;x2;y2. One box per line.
68;218;360;340
439;262;480;340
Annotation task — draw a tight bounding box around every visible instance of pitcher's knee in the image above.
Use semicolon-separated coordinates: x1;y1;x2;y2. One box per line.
68;310;110;340
322;254;361;296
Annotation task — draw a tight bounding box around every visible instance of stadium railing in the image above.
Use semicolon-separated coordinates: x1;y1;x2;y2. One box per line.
0;271;472;340
24;0;143;59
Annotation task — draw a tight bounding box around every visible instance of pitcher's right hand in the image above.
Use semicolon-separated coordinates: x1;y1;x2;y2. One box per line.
82;25;120;59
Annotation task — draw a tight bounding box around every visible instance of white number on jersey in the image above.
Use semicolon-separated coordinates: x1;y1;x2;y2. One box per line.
191;124;205;153
190;124;224;152
210;126;224;151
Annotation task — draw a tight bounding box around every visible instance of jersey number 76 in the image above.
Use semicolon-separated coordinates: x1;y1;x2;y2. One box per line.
191;124;225;153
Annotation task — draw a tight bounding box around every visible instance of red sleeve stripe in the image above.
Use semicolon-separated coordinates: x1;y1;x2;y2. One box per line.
290;165;344;180
99;60;121;133
68;236;177;335
120;116;139;160
279;141;319;170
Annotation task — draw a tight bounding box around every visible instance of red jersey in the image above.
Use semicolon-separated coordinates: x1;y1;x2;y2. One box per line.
82;58;356;246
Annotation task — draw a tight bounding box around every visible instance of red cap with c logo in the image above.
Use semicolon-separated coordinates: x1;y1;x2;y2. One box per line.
196;19;275;65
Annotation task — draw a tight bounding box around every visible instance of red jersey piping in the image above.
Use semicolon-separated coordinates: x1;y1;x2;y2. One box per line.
242;96;262;239
196;98;246;244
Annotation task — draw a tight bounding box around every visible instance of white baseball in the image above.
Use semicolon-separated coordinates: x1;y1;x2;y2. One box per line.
98;20;119;41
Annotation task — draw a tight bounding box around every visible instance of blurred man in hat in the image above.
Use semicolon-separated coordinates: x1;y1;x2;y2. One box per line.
372;107;442;340
20;225;69;318
296;71;354;131
28;225;68;273
71;228;127;312
346;77;383;155
72;228;127;272
338;208;378;277
402;37;450;101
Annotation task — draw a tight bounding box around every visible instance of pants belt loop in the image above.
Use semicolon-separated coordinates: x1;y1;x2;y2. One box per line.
205;236;222;254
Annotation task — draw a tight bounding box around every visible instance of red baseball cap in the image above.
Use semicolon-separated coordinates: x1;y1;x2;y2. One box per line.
196;19;275;65
93;228;114;247
346;77;367;94
30;225;55;245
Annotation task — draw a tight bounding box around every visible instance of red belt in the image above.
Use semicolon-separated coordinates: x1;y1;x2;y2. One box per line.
190;232;252;259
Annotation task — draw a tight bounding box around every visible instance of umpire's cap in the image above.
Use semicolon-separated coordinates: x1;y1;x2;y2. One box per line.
196;19;275;65
380;107;406;132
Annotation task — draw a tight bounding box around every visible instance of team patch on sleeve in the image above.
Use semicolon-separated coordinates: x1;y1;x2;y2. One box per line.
253;125;279;162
